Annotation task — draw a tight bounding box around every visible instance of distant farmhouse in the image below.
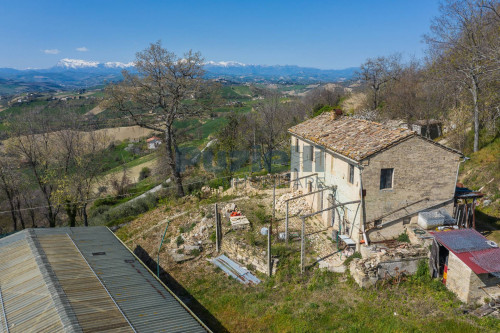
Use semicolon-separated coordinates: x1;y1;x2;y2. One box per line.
147;136;162;150
288;112;462;247
0;227;209;332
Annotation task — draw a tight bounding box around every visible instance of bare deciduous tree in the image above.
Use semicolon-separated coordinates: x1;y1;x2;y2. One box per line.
425;0;499;152
106;41;207;196
0;154;25;231
254;95;291;173
6;112;60;227
356;54;402;110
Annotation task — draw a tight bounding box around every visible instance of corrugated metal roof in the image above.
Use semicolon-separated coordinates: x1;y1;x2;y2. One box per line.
288;113;461;161
0;237;65;333
432;229;500;274
0;227;210;333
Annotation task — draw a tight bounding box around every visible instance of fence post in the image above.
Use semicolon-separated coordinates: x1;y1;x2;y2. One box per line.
215;203;220;253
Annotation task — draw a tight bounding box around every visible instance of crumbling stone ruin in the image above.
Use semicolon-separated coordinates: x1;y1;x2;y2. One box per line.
350;243;428;288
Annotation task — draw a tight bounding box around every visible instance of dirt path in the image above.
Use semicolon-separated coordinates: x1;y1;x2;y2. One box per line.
85;105;105;116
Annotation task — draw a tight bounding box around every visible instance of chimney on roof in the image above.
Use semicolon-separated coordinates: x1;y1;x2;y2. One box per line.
330;108;343;120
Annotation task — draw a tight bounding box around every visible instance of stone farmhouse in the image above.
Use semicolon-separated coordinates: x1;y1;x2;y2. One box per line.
288;112;463;247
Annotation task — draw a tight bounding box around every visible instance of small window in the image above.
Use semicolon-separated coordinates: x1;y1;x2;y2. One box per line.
310;146;314;161
92;252;106;256
348;164;354;184
330;156;334;173
380;168;394;189
295;138;299;152
308;181;313;192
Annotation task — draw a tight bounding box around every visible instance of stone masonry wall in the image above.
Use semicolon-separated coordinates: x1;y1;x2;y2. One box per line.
446;251;473;303
447;251;500;304
363;136;460;241
221;239;268;274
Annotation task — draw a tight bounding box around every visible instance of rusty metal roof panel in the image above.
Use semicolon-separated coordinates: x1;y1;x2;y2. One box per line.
289;113;460;161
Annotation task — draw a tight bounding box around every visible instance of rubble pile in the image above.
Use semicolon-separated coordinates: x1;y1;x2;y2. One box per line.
350;243;429;288
361;243;428;262
170;216;215;249
276;191;311;215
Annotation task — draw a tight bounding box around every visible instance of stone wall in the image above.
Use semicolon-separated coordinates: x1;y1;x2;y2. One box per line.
363;136;460;241
447;251;500;304
351;243;428;288
221;239;269;274
446;251;474;303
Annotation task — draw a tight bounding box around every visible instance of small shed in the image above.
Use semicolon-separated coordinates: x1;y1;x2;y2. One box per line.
430;229;500;304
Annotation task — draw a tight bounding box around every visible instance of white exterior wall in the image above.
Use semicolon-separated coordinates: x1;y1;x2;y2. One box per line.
290;135;362;241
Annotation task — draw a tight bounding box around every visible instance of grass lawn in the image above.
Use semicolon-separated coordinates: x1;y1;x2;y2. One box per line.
180;265;499;332
104;152;157;175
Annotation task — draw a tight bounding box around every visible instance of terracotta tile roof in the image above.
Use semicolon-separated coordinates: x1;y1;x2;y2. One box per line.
288;113;415;161
147;136;162;142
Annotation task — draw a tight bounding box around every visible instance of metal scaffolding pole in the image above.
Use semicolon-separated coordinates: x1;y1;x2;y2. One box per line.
284;186;335;242
272;176;276;229
281;173;318;186
267;227;272;276
300;216;305;274
285;201;289;245
284;186;335;202
299;200;361;274
215;203;220;253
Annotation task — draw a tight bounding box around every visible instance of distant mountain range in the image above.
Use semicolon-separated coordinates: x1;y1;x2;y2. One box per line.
0;59;358;95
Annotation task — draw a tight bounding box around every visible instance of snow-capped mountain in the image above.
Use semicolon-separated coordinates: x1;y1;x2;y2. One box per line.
205;60;247;67
56;58;135;70
0;58;358;94
56;58;100;69
103;61;135;68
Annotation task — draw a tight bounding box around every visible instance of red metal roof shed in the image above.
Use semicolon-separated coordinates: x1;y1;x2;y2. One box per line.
431;229;500;275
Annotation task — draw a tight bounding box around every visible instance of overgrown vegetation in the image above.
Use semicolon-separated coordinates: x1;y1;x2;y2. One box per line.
178;254;498;333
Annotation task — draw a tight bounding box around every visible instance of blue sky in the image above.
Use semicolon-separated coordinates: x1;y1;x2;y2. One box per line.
0;0;440;69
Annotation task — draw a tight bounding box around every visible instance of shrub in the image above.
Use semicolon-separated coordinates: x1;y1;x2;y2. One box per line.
254;208;270;224
176;236;185;247
209;231;216;243
343;251;362;266
91;193;158;226
397;232;410;243
208;177;230;190
190;249;201;256
139;167;151;181
415;259;430;280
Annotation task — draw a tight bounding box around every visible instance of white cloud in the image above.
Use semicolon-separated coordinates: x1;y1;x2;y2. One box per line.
43;49;60;55
76;46;89;52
